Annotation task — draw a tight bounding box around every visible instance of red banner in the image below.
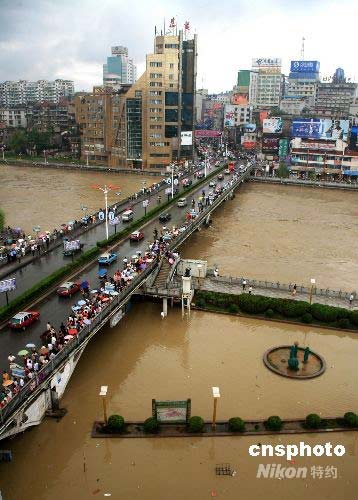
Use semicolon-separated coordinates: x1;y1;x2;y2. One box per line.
195;130;222;138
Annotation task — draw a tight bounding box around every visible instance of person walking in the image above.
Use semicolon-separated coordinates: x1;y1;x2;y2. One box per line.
349;293;354;306
242;279;247;291
292;283;297;296
248;286;253;294
21;245;26;258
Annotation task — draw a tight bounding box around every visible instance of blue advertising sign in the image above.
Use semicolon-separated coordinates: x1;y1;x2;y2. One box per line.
290;60;320;73
291;119;349;141
349;126;358;151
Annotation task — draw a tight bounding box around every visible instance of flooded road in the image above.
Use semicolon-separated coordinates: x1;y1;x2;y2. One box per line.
181;183;358;290
0;304;357;499
0;164;150;233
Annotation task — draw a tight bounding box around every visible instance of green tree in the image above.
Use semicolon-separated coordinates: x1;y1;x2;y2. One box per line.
276;161;290;178
7;130;28;153
27;128;53;153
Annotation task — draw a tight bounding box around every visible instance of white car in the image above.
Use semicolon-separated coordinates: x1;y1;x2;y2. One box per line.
177;198;187;207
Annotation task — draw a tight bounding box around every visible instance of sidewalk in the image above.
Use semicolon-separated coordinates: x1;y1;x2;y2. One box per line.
192;276;357;310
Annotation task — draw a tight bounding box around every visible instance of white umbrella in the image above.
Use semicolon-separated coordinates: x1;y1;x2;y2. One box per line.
25;343;36;348
64;335;73;340
77;300;86;306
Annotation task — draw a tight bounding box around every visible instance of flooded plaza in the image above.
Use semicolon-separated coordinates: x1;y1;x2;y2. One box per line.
0;164;151;233
0;304;357;499
181;182;358;291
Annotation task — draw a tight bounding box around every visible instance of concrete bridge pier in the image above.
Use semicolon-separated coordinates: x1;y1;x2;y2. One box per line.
162;297;168;317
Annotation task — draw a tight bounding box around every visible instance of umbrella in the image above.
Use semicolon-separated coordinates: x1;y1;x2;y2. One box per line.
90;289;98;294
77;300;86;306
18;349;29;356
45;230;50;234
38;233;46;239
2;380;14;387
25;343;36;348
110;291;119;296
64;335;73;340
71;305;81;312
83;318;91;325
80;280;89;289
68;328;78;336
40;347;49;354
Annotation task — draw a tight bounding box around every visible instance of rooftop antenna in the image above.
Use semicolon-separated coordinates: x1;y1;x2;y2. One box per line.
301;37;305;59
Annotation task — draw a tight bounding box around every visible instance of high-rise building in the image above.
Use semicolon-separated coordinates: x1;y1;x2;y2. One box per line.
251;58;282;109
315;77;357;118
76;29;197;171
103;46;137;89
0;80;74;106
285;60;320;109
195;88;208;123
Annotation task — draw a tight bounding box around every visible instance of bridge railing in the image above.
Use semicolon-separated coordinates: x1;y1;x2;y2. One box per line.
0;261;157;425
205;273;356;300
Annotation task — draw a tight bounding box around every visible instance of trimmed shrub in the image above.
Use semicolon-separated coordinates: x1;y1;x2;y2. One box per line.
344;412;358;428
195;297;206;308
188;416;205;433
305;413;322;429
143;417;159;433
266;416;282;431
338;318;350;329
311;304;340;323
228;417;245;432
238;294;270;314
301;312;313;324
350;310;358;326
265;308;274;318
227;303;239;314
272;298;311;318
107;415;125;432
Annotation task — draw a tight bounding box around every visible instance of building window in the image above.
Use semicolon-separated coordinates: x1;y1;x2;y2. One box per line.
149;82;162;87
150;62;162;67
165;92;178;106
169;63;174;69
150;142;170;147
150;153;169;157
169;84;174;88
150;116;162;121
150;133;162;138
150;73;162;79
149;108;162;113
169;74;174;80
165;108;178;122
165;44;178;49
150;124;162;129
149;99;162;104
135;90;142;98
149;91;162;96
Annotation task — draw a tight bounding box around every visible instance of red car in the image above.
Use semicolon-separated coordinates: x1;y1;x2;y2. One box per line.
56;281;81;297
8;311;40;330
130;231;144;242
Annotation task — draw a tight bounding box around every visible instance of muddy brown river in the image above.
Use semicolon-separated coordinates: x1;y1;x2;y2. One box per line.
0;164;149;233
0;172;357;499
0;305;357;499
181;182;358;290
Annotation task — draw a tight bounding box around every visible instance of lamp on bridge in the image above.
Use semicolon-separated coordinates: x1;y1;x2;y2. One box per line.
197;264;203;288
212;386;221;431
309;278;316;305
99;385;108;425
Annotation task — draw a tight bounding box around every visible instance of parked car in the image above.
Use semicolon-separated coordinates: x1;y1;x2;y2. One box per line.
217;174;224;180
159;212;172;223
196;171;205;179
122;210;134;222
98;252;118;265
130;231;144;242
182;178;192;187
224;168;230;175
177;198;188;207
8;311;40;330
57;281;81;297
209;180;216;188
189;209;198;218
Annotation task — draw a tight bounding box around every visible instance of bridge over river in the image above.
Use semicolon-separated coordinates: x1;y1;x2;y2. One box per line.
0;165;253;441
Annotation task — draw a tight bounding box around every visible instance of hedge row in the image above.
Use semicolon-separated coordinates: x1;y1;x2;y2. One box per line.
0;163;229;324
0;246;100;323
195;290;358;329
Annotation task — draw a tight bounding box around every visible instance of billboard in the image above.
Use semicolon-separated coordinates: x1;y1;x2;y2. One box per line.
181;131;192;146
349;126;358;151
242;123;256;133
263;117;283;134
252;57;281;68
231;94;248;105
279;138;289;158
224;104;236;127
290;60;320;73
153;399;191;424
262;136;280;152
195;130;222;138
259;110;269;124
291;119;349;141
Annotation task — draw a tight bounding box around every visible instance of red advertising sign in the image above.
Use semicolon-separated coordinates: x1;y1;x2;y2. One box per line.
259;111;269;124
195;130;222;138
243;142;256;150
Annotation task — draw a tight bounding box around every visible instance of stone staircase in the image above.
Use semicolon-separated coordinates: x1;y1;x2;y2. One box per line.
153;259;172;288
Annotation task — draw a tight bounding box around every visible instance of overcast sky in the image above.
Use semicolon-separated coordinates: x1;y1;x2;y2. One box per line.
0;0;357;92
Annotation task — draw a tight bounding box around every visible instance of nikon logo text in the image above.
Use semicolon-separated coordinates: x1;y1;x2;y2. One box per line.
257;464;307;479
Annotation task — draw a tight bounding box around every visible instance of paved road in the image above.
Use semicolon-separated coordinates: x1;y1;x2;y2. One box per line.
0;166;240;370
0;160;220;307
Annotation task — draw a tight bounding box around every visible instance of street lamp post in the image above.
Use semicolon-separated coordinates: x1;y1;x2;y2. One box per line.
99;385;108;425
1;147;4;160
85;151;89;167
204;152;207;178
92;184;119;241
309;278;316;305
197;264;203;288
212;386;220;431
43;150;48;165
